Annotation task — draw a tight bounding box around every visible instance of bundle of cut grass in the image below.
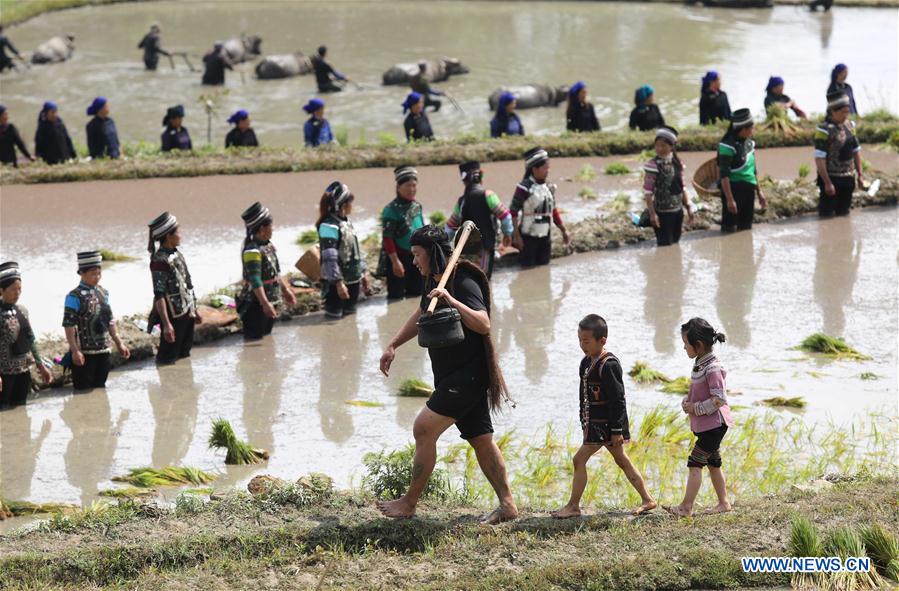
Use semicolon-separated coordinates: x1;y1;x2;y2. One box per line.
296;229;318;246
98;487;157;499
789;516;823;590
397;378;434;397
604;162;630;175
575;164;597;182
796;333;871;360
578;186;597;200
112;466;216;488
758;104;803;138
1;499;76;516
346;400;385;408
761;396;807;409
659;376;690;395
861;523;899;581
628;361;672;385
825;527;882;590
428;211;447;226
208;419;269;465
99;249;137;262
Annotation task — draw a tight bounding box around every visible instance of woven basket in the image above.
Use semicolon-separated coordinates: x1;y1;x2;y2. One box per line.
294;246;321;282
692;157;721;198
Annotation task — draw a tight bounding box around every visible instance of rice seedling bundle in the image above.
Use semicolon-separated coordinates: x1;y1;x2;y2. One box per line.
98;487;157;499
789;516;823;589
346;400;384;408
397;378;434;397
861;523;899;581
604;162;631;175
208;419;269;465
758;104;803;138
428;211;447;226
99;249;137;262
761;396;807;409
797;333;871;360
1;499;76;516
575;164;597;182
628;361;672;384
659;376;690;395
296;229;318;246
112;466;216;487
825;527;882;590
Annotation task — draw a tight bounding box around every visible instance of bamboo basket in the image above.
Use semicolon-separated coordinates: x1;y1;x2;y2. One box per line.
295;246;321;282
692;157;721;198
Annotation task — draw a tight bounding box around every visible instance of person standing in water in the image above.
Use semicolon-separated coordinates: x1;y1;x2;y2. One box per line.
378;165;426;300
402;92;434;142
0;25;25;73
303;98;334;147
445;160;513;279
490;92;524;138
160;104;192;152
0;105;35;167
827;64;858;115
34;101;75;165
815;91;863;217
642;126;694;247
225;109;259;148
63;251;131;391
629;84;665;131
410;61;444;112
137;24;170;71
311;45;349;93
718;109;766;232
510;147;570;267
202;42;232;86
317;181;370;319
764;76;807;119
85;97;120;159
146;212;201;365
378;225;518;524
0;262;53;409
237;202;296;341
566;81;600;133
666;318;734;517
699;71;731;126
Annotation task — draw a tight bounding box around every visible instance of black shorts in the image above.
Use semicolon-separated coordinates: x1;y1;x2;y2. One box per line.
687;424;728;468
426;368;493;440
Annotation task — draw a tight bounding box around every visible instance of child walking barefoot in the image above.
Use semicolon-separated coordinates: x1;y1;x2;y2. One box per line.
553;315;657;518
665;318;734;518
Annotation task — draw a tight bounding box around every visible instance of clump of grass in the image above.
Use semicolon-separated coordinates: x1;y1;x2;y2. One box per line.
98;487;157;499
208;419;269;465
607;192;631;213
578;186;597;200
428;211;447;226
346;400;384;408
861;523;899;581
761;396;807;409
174;493;205;515
628;361;672;384
798;163;810;179
604;162;631;175
575;164;597;182
377;132;400;147
362;445;452;501
112;466;216;488
859;372;879;381
796;333;871;360
825;527;882;590
296;229;318;246
659;376;690;395
99;249;137;262
333;124;349;147
0;499;76;517
397;378;433;397
790;516;823;589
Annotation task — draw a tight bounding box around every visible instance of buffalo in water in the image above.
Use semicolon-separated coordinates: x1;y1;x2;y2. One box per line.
487;84;569;110
31;34;75;64
222;35;262;63
382;57;469;86
255;51;313;79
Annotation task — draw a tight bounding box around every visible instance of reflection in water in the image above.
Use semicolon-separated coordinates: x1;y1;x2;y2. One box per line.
239;341;282;455
819;11;834;49
148;363;200;468
639;245;692;354
716;232;765;349
61;391;128;506
0;408;51;500
318;316;366;444
813;217;861;337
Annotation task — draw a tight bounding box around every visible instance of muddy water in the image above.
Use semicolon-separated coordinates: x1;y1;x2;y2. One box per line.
0;1;895;148
0;206;895;528
3;146;897;336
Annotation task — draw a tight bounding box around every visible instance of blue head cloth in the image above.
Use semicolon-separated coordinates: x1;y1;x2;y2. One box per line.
227;109;249;124
42;101;58;113
766;76;784;92
568;81;586;98
831;63;847;83
402;92;422;114
86;96;107;116
634;84;654;107
303;98;325;114
701;71;719;93
0;105;6;115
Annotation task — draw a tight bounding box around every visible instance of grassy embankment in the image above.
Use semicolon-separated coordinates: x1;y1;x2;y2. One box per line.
1;114;897;185
0;0;147;27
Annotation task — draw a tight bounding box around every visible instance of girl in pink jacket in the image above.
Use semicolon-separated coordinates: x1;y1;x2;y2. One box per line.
666;317;734;517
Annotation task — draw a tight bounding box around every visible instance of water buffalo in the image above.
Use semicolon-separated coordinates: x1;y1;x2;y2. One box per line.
222;34;262;64
487;84;569;110
381;57;469;86
31;34;75;64
255;51;313;79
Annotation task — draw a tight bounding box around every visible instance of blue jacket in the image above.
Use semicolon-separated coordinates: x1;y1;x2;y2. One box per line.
304;116;334;147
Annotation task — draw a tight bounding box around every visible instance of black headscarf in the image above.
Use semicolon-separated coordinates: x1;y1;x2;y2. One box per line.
410;225;451;275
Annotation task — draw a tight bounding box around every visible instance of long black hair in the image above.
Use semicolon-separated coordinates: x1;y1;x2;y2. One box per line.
681;317;726;353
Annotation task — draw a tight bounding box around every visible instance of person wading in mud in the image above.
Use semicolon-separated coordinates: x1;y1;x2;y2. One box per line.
378;225;518;524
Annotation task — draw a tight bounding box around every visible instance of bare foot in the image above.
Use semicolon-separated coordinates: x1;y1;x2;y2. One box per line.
707;501;732;514
662;504;693;518
631;499;658;515
480;504;518;525
376;497;417;519
551;505;582;519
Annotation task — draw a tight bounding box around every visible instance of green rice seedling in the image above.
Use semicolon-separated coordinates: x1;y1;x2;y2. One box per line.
789;516;823;589
1;499;76;516
604;162;630;175
660;376;690;395
112;466;216;488
428;211;447;226
333;124;349;147
377;132;400;147
578;186;597;200
860;372;879;381
798;163;811;179
575;164;597;182
759;104;803;138
99;249;137;262
607;193;631;213
760;396;807;409
397;378;433;397
796;333;871;360
208;419;269;465
98;487;157;499
346;400;384;407
296;229;318;246
628;361;672;384
825;527;882;590
183;487;214;495
861;523;899;581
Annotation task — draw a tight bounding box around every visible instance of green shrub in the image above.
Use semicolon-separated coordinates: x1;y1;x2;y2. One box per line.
362;445;452;501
